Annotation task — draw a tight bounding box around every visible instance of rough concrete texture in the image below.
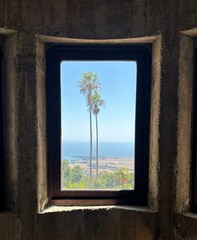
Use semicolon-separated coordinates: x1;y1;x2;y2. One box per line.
0;0;197;239
37;207;158;240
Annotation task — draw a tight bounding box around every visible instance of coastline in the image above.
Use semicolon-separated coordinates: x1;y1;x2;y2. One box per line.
63;157;135;173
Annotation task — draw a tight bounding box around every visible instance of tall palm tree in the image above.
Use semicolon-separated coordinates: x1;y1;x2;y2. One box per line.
92;91;104;177
78;72;101;183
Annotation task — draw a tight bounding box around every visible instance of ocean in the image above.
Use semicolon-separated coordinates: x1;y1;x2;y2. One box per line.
61;141;134;160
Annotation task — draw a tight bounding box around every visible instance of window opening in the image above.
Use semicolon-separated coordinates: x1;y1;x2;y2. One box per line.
47;44;151;205
60;61;136;191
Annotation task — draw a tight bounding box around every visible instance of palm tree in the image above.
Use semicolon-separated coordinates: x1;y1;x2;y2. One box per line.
92;91;104;177
78;72;101;183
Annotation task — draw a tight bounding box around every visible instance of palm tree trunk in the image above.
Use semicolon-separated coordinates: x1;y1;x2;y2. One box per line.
89;108;92;184
96;114;99;177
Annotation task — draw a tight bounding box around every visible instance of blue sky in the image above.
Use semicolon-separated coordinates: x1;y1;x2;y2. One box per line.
60;61;137;142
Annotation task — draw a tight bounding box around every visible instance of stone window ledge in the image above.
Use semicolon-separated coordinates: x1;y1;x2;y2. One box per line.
40;205;156;214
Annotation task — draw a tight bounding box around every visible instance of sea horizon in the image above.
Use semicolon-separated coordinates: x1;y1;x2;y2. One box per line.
61;141;135;160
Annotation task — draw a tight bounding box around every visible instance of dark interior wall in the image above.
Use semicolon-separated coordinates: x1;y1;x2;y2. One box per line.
0;0;197;239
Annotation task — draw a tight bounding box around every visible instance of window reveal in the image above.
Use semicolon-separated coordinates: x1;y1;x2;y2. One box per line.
0;48;5;210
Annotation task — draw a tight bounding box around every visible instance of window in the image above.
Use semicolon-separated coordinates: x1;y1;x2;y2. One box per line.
46;44;151;205
0;47;5;210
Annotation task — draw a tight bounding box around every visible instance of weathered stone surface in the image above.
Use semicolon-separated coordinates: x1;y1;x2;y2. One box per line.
0;0;197;239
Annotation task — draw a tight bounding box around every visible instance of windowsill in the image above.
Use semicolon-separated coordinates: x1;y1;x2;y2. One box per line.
40;204;156;214
181;211;197;219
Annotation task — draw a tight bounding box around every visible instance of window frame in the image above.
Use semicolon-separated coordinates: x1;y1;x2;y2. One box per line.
46;44;151;206
0;47;5;210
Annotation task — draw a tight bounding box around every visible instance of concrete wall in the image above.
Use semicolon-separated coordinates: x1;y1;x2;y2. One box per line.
0;0;197;239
